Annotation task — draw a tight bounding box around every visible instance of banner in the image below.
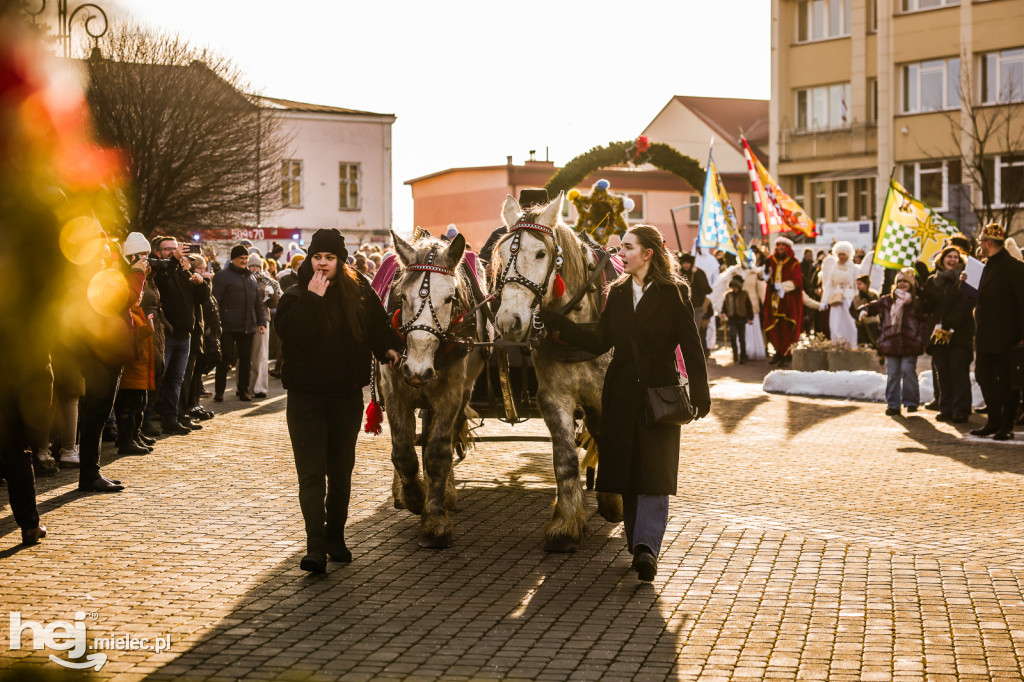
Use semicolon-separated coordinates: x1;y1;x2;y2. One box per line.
742;137;817;238
873;179;958;269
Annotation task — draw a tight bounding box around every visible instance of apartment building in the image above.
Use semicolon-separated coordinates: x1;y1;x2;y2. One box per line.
770;0;1024;237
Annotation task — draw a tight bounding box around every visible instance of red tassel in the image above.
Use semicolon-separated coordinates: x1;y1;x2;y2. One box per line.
453;311;464;324
392;309;404;338
364;400;383;435
552;273;566;298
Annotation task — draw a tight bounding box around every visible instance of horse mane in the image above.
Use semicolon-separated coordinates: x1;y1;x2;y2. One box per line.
491;206;590;309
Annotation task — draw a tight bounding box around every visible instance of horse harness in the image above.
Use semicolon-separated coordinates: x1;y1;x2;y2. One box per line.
492;220;564;308
390;247;479;369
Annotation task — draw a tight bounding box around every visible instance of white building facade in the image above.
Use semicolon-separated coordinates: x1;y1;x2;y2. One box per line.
203;96;395;256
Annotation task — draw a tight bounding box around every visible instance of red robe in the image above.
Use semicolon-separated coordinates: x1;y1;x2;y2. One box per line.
762;251;804;356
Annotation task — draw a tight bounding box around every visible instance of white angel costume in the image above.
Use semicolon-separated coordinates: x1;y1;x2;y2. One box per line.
820;241;873;349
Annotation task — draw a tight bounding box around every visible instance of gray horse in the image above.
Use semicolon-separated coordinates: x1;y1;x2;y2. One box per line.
491;192;621;552
380;231;487;548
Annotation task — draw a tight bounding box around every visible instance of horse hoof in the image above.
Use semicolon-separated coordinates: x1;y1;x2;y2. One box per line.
544;536;578;553
393;498;406;510
419;533;453;549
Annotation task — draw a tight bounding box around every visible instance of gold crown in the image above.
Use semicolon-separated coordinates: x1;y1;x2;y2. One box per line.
981;222;1006;241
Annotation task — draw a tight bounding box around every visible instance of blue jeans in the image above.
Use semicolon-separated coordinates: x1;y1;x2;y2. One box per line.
161;335;191;425
885;355;919;410
622;494;669;558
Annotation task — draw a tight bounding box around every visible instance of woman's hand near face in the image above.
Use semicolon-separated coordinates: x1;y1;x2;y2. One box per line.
385;349;401;368
308;271;329;297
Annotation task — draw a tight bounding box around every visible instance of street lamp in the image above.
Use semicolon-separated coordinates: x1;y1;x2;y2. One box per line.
23;0;109;59
669;202;700;252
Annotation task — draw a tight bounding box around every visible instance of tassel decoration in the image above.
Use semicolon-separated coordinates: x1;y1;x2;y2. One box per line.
364;400;384;435
552;273;566;298
392;309;403;338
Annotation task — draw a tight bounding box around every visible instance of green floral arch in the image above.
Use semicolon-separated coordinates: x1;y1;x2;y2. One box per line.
544;140;706;197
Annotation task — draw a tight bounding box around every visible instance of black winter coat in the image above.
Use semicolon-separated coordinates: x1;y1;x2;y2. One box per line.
975;248;1024;354
152;259;210;340
274;261;403;398
921;268;975;350
212;263;268;334
547;280;711;496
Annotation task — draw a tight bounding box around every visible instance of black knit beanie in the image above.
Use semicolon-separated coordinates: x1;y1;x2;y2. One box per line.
308;228;348;261
230;244;249;260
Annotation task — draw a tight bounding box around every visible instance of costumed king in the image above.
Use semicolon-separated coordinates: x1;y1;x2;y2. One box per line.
762;237;804;366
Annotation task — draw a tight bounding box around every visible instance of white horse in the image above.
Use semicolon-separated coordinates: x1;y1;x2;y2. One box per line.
491;192;620;552
381;232;487;548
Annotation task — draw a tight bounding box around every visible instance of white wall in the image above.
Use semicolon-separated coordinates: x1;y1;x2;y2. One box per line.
262;110;394;241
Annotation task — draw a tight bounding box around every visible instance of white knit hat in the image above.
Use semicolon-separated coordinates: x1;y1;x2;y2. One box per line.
247;252;263;268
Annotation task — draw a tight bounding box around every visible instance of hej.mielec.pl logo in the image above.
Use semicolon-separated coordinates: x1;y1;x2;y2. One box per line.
9;611;173;671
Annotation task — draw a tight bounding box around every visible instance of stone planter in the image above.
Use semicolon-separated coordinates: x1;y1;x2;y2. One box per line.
828;349;878;372
791;348;829;372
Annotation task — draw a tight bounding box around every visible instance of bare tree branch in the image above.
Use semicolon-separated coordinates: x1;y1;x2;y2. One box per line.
85;23;289;238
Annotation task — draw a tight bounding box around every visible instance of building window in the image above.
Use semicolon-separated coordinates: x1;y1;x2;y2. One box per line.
983;155;1024;207
900;0;959;11
900;160;961;211
902;58;960;113
855;177;876;219
688;194;701;224
339;162;360;210
281;160;302;208
626;193;645;222
796;83;850;130
812;182;827;220
982;48;1024;104
797;0;850;42
789;176;806;209
836;180;849;220
868;0;877;32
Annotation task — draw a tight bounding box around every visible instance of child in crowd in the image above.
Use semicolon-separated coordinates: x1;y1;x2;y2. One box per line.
722;275;754;364
857;268;930;416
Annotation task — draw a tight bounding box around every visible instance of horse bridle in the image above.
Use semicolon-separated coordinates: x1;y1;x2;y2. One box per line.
395;247;467;347
493;219;563;308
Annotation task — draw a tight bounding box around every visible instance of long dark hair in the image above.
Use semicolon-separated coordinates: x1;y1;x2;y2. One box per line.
316;261;365;343
613;224;689;295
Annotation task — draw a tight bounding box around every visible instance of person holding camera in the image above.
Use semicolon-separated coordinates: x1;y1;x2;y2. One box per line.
149;236;211;435
212;245;267;402
539;224;711;582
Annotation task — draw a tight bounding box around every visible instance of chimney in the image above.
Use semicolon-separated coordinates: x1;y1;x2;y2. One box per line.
506;155;513;166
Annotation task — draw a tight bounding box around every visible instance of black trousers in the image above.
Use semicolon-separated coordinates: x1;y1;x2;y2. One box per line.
114;388;147;447
976;351;1018;432
79;359;123;482
0;394;40;531
728;317;748;360
286;390;362;554
215;331;253;397
931;345;972;418
179;351;200;414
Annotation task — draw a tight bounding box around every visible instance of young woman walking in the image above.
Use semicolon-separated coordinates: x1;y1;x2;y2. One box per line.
275;229;402;574
540;224;711;582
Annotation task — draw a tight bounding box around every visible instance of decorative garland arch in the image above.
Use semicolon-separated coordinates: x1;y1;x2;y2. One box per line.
544;139;706;198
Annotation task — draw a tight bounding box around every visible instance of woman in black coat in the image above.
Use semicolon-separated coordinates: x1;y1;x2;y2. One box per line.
920;245;975;423
274;228;402;574
541;224;711;582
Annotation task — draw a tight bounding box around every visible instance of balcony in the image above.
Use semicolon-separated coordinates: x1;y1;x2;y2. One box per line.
779;123;878;162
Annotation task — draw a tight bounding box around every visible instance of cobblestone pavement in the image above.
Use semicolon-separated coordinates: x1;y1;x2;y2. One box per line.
3;351;1024;681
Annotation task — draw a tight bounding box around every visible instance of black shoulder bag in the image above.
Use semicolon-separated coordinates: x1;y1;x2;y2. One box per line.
630;337;696;426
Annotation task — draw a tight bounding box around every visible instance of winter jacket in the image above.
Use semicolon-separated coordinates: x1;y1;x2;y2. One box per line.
120;306;155;390
858;294;930;357
541;280;711;496
274;260;402;398
920;268;975;350
975;247;1024;354
723;290;754;322
152;259;210;340
212;263;268;334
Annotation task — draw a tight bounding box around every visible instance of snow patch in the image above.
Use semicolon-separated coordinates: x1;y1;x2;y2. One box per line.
763;369;983;407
